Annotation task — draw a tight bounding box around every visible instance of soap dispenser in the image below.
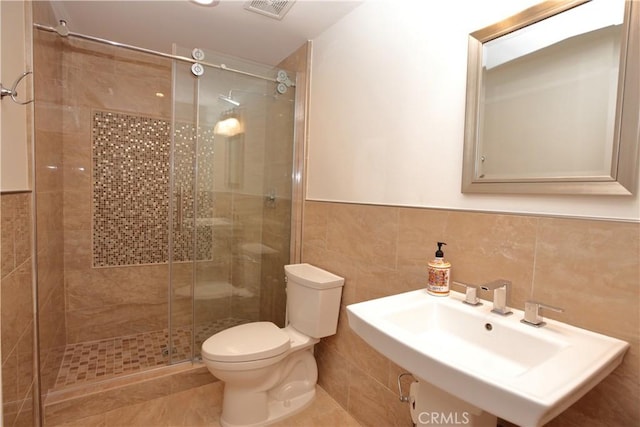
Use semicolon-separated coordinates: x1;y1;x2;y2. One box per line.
427;242;451;296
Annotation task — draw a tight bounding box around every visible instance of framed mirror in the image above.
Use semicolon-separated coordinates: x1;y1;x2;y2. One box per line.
462;0;639;195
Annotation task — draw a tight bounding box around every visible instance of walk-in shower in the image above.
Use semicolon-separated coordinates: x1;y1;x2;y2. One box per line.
31;16;302;409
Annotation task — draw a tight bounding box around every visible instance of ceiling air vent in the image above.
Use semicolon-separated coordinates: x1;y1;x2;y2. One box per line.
244;0;296;20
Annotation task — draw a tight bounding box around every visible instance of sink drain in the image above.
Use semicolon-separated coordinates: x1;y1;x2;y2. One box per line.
485;323;493;331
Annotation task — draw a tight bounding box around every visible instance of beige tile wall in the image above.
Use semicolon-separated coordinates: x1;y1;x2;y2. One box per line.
303;200;639;427
1;193;35;427
60;38;173;344
32;0;67;402
255;43;305;326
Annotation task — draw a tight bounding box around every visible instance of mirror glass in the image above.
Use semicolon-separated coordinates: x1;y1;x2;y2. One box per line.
463;0;639;195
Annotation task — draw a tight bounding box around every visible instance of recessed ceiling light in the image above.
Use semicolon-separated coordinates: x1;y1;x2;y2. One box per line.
190;0;220;6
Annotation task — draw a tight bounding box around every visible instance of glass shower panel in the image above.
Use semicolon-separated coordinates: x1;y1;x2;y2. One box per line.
170;48;296;360
169;58;199;363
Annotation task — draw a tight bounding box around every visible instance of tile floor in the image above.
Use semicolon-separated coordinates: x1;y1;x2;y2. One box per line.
51;382;362;427
54;318;249;390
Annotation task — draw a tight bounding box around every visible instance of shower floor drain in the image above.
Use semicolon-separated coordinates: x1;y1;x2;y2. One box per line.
161;346;178;357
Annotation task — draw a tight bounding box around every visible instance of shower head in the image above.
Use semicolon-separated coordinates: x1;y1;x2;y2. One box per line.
218;94;240;107
55;20;70;37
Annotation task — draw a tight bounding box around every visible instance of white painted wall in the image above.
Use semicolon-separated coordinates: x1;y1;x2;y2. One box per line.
307;0;640;221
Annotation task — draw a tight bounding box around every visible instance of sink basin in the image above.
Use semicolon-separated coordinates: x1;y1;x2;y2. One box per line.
346;289;629;427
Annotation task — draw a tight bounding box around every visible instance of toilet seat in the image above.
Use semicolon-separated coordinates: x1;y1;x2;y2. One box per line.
201;321;290;363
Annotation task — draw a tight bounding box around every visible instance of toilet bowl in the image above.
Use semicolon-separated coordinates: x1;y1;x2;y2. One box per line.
201;264;344;427
202;323;319;426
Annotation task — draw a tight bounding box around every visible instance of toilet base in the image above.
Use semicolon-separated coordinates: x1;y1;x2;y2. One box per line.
219;387;316;427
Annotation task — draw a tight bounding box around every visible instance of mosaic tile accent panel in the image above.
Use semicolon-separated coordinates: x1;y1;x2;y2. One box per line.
93;111;171;266
92;111;216;266
171;124;216;263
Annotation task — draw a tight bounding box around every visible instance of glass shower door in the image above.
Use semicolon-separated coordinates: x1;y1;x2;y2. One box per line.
169;48;296;361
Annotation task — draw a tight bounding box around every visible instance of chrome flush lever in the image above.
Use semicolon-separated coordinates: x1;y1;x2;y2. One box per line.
521;300;564;327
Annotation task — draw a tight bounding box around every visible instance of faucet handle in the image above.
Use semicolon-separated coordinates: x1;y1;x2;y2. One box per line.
453;281;482;306
521;300;564;327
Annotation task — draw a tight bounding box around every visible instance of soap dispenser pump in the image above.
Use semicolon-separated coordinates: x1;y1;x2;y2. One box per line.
427;242;451;296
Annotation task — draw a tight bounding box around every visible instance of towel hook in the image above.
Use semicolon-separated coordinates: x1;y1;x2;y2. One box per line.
0;71;34;105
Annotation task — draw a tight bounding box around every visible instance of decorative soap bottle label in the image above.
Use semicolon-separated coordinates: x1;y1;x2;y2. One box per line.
427;262;451;295
427;242;451;296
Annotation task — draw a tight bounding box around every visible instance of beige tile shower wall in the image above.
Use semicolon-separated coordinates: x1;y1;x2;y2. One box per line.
32;0;67;397
256;42;307;326
229;193;265;323
61;38;172;343
1;193;35;427
202;95;272;325
302;201;640;427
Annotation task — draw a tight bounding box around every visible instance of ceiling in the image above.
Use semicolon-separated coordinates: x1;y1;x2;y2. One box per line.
48;0;364;66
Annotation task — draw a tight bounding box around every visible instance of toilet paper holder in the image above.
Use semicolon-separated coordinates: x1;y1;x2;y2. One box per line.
397;372;417;403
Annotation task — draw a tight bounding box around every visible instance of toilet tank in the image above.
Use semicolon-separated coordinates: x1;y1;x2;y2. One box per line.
284;263;344;338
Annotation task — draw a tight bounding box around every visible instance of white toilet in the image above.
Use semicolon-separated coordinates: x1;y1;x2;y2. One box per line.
201;263;345;427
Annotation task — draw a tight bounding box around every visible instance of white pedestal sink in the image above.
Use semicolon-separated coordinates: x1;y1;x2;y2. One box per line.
346;289;629;427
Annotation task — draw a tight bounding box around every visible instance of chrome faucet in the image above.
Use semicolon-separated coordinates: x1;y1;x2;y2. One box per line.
480;279;512;315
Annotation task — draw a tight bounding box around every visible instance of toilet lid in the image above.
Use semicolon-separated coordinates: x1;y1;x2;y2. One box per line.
201;322;291;363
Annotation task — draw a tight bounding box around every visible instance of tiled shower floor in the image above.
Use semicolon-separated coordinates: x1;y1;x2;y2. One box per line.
53;318;249;390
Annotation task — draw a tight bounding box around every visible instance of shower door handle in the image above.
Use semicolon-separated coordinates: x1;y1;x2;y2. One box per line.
176;187;183;231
